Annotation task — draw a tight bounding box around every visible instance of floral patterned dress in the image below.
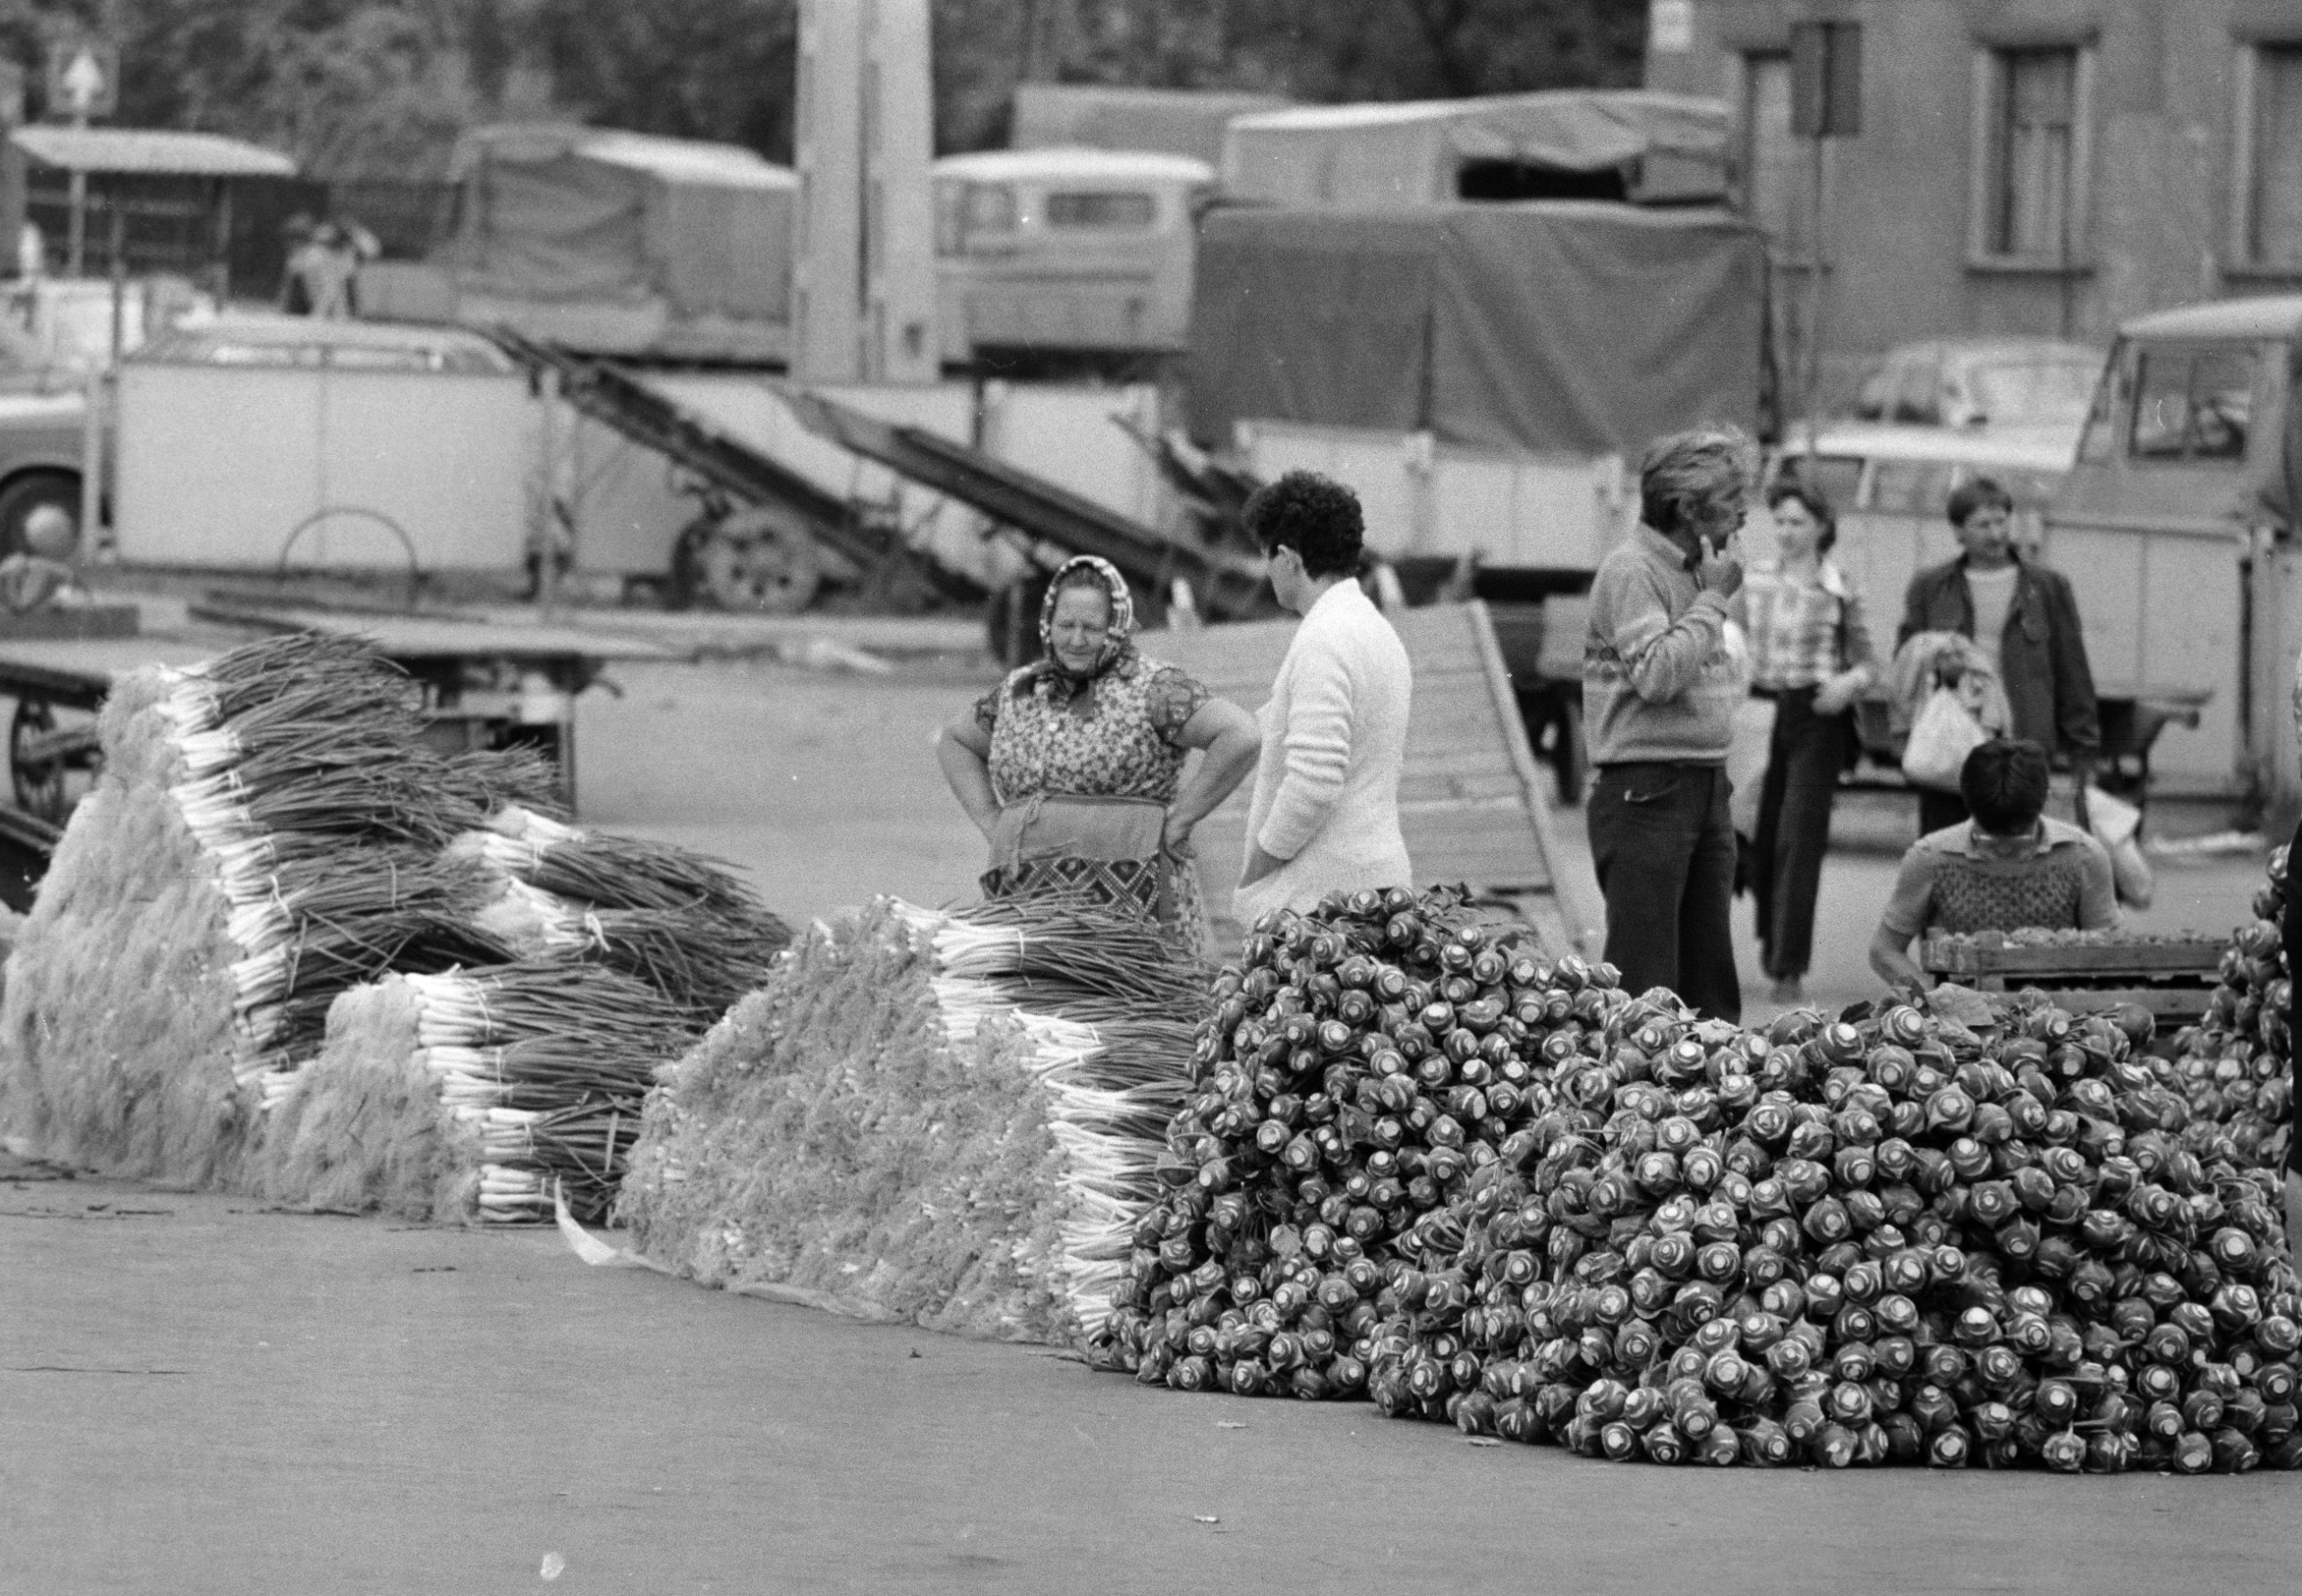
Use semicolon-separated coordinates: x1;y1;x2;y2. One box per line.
973;649;1213;954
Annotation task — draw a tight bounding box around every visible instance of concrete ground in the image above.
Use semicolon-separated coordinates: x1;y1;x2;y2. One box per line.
7;649;2299;1593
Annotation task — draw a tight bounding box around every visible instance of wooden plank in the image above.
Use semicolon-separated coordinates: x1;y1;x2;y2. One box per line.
1923;938;2226;977
192;603;677;664
0;606;139;641
1466;599;1602;951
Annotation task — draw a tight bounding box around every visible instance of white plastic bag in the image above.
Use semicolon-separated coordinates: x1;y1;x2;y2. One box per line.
2084;783;2155;909
1901;685;1988;791
1726;696;1775;839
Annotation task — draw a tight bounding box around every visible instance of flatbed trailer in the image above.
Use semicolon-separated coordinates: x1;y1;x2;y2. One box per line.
0;607;673;825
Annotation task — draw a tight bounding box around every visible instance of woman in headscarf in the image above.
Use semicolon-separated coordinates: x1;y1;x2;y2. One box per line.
937;557;1261;955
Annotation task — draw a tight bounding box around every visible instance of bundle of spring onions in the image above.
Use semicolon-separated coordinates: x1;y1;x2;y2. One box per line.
618;895;1206;1342
401;961;679;1223
153;634;562;1095
449;806;790;1023
893;900;1204;1333
1096;885;2302;1474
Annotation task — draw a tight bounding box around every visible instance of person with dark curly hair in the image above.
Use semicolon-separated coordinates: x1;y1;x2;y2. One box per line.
1232;470;1414;923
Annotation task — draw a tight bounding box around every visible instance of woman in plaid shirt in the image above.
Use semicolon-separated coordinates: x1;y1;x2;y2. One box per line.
1735;482;1878;1003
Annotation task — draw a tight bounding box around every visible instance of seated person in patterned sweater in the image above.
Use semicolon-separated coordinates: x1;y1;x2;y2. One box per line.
1869;737;2118;991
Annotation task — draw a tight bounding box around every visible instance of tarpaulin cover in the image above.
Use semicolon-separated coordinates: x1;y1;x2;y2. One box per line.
436;126;792;323
1220;91;1727;209
1013;84;1292;165
1187;202;1764;457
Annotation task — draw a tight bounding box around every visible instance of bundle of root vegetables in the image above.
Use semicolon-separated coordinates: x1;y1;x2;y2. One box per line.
617;895;1203;1342
2164;844;2293;1172
1093;886;2302;1473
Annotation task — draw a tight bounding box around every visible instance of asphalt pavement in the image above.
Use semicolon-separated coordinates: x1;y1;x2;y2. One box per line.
7;650;2298;1594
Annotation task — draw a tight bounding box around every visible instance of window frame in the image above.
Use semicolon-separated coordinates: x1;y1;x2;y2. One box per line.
1966;40;2097;272
2229;39;2302;277
2124;342;2261;468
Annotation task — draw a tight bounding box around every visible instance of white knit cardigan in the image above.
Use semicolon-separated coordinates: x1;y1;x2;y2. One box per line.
1233;581;1414;922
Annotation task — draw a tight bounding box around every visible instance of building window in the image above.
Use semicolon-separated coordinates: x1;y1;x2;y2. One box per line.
1740;52;1804;254
1970;44;2092;265
2239;44;2302;269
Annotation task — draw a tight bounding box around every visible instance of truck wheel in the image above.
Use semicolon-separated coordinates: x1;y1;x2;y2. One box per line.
668;508;822;613
0;471;81;560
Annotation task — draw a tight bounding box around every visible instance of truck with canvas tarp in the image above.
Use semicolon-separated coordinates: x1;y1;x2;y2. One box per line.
1186;198;1767;792
361;125;797;364
1188;200;1765;568
1218;90;1729;210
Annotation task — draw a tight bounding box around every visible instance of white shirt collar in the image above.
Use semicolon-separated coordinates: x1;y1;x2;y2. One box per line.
1304;579;1362;621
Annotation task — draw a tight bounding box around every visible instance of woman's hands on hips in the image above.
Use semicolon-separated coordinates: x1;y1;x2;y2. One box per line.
1161;812;1196;860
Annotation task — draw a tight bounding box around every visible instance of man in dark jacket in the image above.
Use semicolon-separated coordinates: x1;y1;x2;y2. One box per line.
1897;476;2099;834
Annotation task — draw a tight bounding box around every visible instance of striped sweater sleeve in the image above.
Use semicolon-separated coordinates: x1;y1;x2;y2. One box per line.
1257;628;1354;860
1598;557;1731;703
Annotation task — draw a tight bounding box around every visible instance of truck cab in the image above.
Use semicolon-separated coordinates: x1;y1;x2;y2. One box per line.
2045;296;2302;805
932;148;1212;363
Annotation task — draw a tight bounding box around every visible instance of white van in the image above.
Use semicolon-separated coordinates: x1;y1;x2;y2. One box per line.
932;148;1212;361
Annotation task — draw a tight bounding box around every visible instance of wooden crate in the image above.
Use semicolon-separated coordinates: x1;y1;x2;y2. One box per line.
1924;939;2226;982
1922;935;2226;1022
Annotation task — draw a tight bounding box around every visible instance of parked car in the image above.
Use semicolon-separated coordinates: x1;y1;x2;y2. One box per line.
1848;336;2101;450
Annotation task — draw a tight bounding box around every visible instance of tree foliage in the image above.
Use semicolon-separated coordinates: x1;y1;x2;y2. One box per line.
0;0;1649;177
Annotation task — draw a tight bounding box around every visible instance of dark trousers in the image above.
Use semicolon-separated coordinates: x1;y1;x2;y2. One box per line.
1587;762;1741;1022
1751;689;1849;982
1918;787;1969;836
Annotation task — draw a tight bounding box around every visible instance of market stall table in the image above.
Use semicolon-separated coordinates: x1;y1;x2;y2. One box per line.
0;611;673;824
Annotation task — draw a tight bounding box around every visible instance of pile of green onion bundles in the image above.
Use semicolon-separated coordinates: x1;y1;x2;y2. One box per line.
0;632;552;1185
618;896;1206;1342
1093;886;2302;1474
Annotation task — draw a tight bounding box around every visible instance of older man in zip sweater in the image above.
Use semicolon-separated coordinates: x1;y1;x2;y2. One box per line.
1234;472;1414;925
1581;429;1756;1021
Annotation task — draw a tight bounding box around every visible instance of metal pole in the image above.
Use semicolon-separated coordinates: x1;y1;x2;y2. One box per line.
1803;133;1826;450
78;364;102;557
66;174;84;276
536;362;561;618
213;178;231;302
66;111;86;276
106;195;123;368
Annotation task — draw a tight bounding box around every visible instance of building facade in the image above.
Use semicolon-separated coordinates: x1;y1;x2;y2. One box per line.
1646;0;2302;399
